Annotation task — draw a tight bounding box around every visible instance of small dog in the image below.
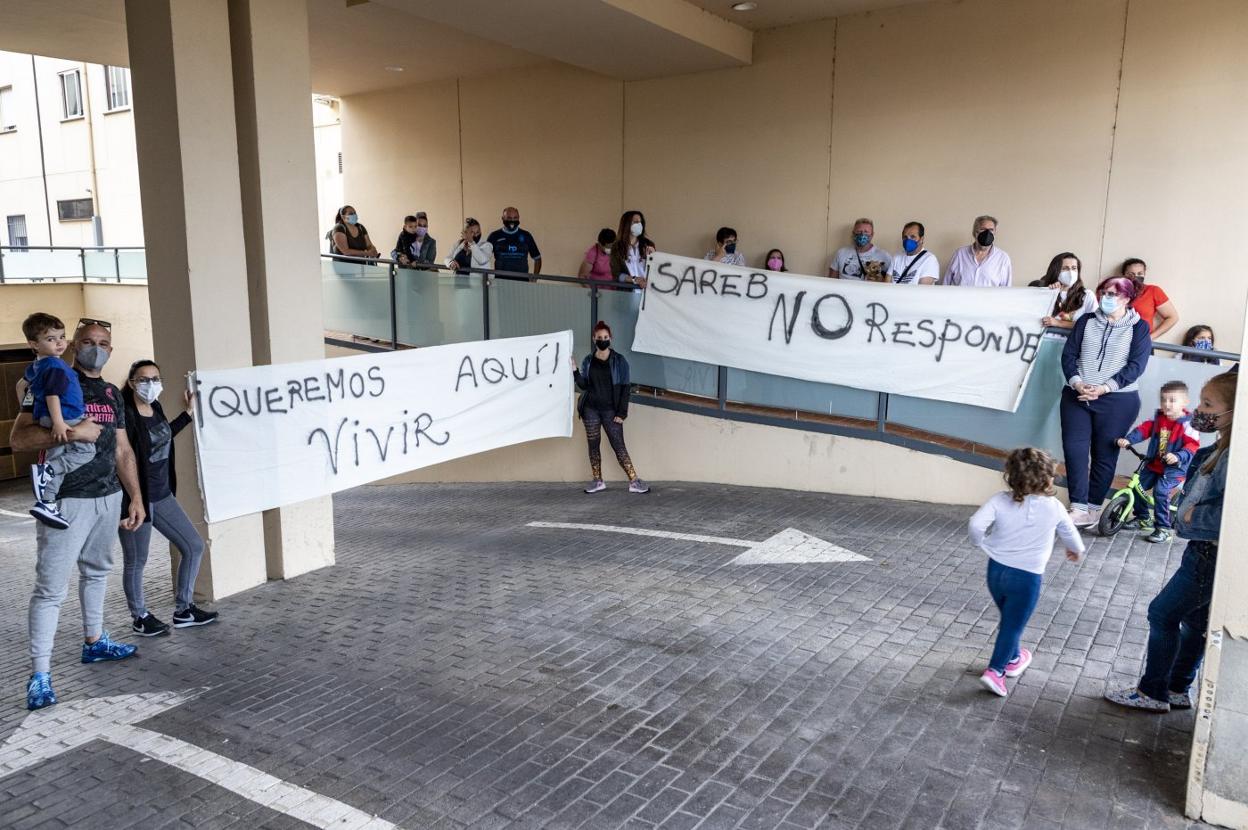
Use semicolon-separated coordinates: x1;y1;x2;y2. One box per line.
863;260;889;283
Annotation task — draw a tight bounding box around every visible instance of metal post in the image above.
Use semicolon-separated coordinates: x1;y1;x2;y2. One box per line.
80;247;87;281
482;275;491;340
388;262;398;350
876;392;888;433
114;247;121;282
717;366;728;411
589;284;599;340
0;247;5;283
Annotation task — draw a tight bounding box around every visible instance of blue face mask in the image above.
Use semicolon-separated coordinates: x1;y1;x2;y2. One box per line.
345;214;358;225
853;233;870;247
1194;339;1214;351
902;238;919;254
1100;295;1119;315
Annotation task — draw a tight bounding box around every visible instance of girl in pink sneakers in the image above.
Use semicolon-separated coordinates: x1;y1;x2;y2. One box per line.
969;449;1086;697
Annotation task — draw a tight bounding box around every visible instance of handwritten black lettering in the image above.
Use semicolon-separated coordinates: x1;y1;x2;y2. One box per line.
264;387;288;414
305;376;324;402
965;325;987;349
208;386;243;418
1005;326;1026;355
287;379;305;409
676;266;698;296
935;319;963;362
1020;332;1041;364
865;302;889;344
810;294;853;340
241;387;263;416
719;272;741;297
746;272;768;300
348;371;366;398
413;412;451;447
481;358;507;384
698;269;719;295
892;321;916;347
308;417;349;474
366;426;394;461
367;366;385;397
326;369;345;402
510;357;530;381
916;319;938;348
455;356;478;391
651;261;678;293
768;291;805;344
983;331;1003;352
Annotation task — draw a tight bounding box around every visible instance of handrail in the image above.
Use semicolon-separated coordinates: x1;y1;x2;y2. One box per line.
0;244;147;284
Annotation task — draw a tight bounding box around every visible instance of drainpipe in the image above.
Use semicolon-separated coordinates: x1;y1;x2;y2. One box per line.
30;55;54;246
82;63;103;246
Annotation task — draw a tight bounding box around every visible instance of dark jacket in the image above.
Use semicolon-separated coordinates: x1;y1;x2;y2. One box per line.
1174;444;1228;542
575;350;631;418
121;393;191;523
392;230;436;266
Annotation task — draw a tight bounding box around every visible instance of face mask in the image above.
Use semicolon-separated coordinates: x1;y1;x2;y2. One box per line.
902;238;919;254
594;339;611;351
135;380;163;404
503;220;520;232
767;257;783;270
1058;270;1078;287
976;229;994;247
415;227;427;237
630;222;644;237
853;232;870;248
724;242;737;255
76;344;110;371
345;214;358;225
1194;339;1214;351
472;232;481;242
1191;408;1232;433
1099;295;1119;314
601;246;612;254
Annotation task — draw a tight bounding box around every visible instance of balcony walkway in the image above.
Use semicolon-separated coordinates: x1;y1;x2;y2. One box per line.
0;479;1211;829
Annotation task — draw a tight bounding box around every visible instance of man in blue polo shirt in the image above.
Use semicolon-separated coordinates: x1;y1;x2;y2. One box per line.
487;206;542;280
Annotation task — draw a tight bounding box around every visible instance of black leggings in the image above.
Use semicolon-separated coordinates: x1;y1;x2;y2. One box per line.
583;407;636;481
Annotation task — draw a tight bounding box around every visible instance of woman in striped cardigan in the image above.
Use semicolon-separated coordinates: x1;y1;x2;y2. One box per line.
1059;276;1152;528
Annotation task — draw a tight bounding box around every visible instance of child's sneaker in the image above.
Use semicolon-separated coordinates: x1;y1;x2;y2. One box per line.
172;605;219;628
26;672;57;710
1004;648;1032;678
81;631;137;663
29;463;52;501
584;479;606;494
1138;517;1155;533
30;501;70;530
1104;686;1169;712
1146;529;1172;544
1169;690;1194;710
980;669;1007;697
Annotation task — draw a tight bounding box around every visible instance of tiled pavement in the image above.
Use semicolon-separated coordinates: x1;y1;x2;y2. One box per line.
0;478;1215;829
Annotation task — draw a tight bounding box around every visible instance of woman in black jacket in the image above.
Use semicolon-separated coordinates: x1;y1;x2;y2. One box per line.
571;322;649;494
119;360;218;636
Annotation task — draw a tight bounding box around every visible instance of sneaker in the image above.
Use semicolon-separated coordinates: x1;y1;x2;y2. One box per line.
81;631;138;663
1004;648;1033;678
1120;518;1141;530
29;463;52;501
1138;518;1155;533
172;605;219;628
1069;508;1094;527
628;479;651;494
1146;529;1172;544
26;672;57;711
980;669;1007;697
132;614;171;637
584;479;606;494
29;501;70;530
1084;507;1102;527
1104;686;1170;713
1169;690;1194;710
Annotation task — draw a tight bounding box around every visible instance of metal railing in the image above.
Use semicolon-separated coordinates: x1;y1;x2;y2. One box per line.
0;245;147;283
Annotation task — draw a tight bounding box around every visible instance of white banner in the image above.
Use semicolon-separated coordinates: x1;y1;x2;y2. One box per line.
634;253;1056;412
192;332;573;522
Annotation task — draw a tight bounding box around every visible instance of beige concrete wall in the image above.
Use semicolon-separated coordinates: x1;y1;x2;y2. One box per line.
340;0;1247;346
387;403;1005;507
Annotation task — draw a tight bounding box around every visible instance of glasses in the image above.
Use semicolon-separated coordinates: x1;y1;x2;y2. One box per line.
1101;291;1123;298
77;317;112;330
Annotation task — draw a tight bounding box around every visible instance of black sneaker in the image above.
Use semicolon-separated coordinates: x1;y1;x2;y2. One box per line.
172;605;219;628
132;614;171;637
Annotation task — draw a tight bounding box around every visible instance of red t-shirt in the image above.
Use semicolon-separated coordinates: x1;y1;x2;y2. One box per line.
1131;283;1170;333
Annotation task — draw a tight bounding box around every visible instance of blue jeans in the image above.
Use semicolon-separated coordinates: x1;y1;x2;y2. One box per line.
1138;541;1217;701
1132;467;1185;529
1060;388;1140;507
986;559;1043;673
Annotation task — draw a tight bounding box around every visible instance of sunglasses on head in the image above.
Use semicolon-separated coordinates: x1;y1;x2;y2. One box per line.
77;317;112;330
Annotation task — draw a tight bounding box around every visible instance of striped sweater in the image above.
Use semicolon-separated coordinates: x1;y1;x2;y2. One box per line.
1061;309;1151;392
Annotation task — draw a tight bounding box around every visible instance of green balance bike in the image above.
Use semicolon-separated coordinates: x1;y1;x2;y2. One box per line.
1097;445;1178;537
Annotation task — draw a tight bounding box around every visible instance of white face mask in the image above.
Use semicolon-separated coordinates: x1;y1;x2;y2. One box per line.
1058;269;1078;287
630;222;644;237
136;380;163;404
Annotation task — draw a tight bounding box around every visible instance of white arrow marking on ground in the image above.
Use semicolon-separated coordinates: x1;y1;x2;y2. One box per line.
0;507;34;521
526;522;870;564
0;690;397;829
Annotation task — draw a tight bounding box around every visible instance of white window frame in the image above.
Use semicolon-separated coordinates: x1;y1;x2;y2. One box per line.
105;65;130;112
7;214;29;249
0;85;14;132
59;69;83;120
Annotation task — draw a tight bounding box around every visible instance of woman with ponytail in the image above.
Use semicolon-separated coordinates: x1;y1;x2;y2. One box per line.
569;322;649;494
1106;370;1236;712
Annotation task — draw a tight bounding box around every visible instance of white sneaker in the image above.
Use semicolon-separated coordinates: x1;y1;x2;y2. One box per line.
1069;508;1093;527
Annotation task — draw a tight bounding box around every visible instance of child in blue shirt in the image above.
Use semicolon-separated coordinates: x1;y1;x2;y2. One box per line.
21;313;95;529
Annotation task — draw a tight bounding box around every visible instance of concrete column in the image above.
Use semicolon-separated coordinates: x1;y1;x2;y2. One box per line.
227;0;334;579
125;0;333;599
1187;300;1248;829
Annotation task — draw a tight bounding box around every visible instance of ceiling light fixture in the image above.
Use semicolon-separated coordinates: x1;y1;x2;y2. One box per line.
384;65;405;72
731;2;757;10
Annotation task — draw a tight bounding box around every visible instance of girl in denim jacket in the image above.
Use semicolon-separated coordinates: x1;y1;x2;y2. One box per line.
1105;371;1236;712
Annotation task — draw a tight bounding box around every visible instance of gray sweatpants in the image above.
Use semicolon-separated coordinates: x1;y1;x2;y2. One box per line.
28;491;122;673
119;495;205;617
36;415;95;502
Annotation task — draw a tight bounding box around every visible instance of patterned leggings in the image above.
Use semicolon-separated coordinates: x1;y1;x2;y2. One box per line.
583;407;637;481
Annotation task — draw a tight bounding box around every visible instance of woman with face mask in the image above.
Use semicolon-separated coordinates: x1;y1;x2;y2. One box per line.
329;204;379;260
1038;252;1095;331
118;360;218;637
569;322;649;494
1181;325;1218;365
445;217;493;273
1105;371;1236;712
611;210;653;289
1059;276;1152;528
705;226;745;267
764;249;788;272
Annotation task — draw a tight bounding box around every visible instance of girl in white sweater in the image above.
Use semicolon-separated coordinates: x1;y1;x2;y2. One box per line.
969;448;1086;697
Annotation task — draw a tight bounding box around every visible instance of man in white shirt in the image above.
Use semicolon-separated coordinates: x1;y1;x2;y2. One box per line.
828;218;891;280
888;221;940;285
942;215;1013;287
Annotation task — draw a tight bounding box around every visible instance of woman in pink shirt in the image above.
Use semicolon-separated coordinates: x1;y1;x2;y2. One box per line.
578;228;616;283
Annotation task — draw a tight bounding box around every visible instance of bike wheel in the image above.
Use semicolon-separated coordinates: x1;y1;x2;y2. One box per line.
1098;492;1133;536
